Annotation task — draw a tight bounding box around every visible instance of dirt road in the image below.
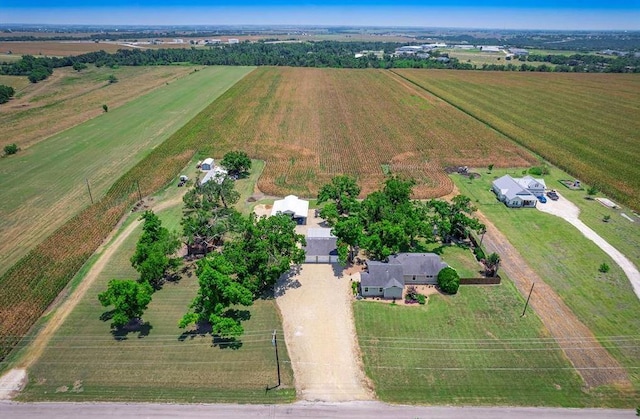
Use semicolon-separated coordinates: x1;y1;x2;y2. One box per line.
276;264;374;401
476;212;630;388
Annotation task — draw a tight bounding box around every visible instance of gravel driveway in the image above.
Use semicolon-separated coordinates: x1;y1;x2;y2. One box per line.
276;264;374;401
537;193;640;300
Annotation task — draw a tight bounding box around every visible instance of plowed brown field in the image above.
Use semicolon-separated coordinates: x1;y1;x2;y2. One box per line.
195;67;536;198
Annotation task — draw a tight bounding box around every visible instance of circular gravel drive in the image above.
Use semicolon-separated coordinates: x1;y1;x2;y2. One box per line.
276;264;374;401
537;192;640;300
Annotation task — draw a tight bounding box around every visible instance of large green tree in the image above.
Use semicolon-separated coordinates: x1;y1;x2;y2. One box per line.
131;211;181;289
317;175;361;221
182;179;242;255
98;279;153;328
179;253;254;337
225;214;306;295
220;151;252;178
181;213;305;339
359;176;431;260
428;195;485;243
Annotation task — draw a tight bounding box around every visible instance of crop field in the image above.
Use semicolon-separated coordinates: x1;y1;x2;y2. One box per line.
0;65;252;274
394;70;640;210
0;66;254;362
453;169;640;395
0;65;201;150
0;41;135;56
184;67;535;198
0;74;30;91
19;205;294;403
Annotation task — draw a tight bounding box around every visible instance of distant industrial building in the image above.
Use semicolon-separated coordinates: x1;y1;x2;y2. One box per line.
509;48;529;56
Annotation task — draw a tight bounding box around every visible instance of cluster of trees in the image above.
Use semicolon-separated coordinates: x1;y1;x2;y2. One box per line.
0;84;15;104
2;41;637;85
179;156;304;338
520;53;640;73
0;55;53;82
98;211;181;329
317;175;485;264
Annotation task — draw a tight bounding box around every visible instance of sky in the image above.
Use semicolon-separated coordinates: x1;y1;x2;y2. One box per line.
2;1;639;30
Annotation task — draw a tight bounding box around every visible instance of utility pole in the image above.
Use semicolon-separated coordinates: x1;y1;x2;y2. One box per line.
521;283;535;317
272;329;281;388
85;178;93;204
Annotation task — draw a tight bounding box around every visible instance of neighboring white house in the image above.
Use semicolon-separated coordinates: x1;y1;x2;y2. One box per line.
304;228;339;263
271;195;309;225
201;158;214;171
360;253;448;298
492;175;538;208
515;175;546;197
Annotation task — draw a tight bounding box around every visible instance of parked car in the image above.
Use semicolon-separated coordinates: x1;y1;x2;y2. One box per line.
546;190;559;201
538;195;547;203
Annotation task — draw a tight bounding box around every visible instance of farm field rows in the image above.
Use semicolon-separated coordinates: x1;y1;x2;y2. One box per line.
181;67;535;198
18;204;294;403
0;65;201;150
394;69;640;210
0;66;254;363
0;65;253;276
452;169;640;396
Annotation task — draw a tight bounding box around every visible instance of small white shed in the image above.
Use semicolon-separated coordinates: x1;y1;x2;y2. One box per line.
201;158;214;171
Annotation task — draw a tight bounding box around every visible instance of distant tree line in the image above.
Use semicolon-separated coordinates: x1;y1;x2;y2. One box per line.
2;41;638;84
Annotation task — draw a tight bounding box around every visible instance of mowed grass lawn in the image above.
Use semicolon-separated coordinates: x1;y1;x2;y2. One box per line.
0;65;254;276
20;203;294;403
453;168;640;392
354;281;594;406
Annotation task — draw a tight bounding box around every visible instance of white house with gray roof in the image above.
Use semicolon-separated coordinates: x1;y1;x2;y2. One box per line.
515;175;546;197
491;175;538;208
360;253;448;299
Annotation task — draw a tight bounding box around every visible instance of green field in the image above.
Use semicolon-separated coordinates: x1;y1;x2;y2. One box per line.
452;168;640;391
0;66;254;276
0;74;30;91
394;70;640;211
19;196;294;403
354;282;598;406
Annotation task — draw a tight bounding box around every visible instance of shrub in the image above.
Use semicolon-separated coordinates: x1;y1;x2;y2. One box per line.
603;215;611;223
473;246;485;261
3;143;19;155
437;267;460;295
599;263;610;273
528;165;549;176
351;281;358;296
416;294;426;305
0;84;15;104
108;74;118;84
587;185;599;196
102;104;108;113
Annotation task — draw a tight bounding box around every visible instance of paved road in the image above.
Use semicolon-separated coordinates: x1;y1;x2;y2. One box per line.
0;401;635;418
